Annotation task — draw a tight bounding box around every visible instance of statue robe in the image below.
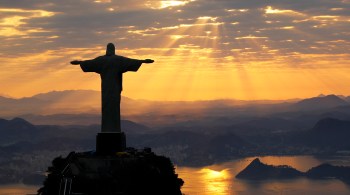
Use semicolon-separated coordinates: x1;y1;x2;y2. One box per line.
80;55;142;132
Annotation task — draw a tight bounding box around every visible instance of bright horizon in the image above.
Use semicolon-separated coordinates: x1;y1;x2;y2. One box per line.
1;0;349;101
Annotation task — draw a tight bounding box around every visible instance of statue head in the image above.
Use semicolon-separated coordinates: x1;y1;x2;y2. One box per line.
106;43;115;56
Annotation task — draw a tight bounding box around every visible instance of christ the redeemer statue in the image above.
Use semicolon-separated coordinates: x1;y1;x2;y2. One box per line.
71;43;154;133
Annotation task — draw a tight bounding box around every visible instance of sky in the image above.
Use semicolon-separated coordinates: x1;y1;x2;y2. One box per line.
0;0;349;101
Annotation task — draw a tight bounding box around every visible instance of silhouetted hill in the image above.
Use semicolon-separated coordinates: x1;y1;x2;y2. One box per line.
312;117;350;132
237;158;350;182
236;158;303;179
294;95;348;111
303;118;350;149
0;117;34;130
0;118;39;144
306;163;350;181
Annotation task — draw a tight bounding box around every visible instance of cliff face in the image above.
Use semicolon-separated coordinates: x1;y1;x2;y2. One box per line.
38;148;184;195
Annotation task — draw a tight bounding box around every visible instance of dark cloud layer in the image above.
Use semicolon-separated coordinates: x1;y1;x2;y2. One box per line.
0;0;349;64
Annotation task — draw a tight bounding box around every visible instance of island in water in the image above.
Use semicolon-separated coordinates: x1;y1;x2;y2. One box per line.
236;158;350;184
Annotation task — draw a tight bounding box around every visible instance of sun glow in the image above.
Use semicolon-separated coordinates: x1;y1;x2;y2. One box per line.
265;6;303;15
161;1;187;8
200;168;232;194
202;168;229;179
146;0;195;9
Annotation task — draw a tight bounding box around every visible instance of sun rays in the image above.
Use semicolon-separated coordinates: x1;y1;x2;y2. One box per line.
0;0;349;100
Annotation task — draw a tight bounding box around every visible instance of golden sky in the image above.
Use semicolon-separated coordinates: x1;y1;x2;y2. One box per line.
0;0;349;100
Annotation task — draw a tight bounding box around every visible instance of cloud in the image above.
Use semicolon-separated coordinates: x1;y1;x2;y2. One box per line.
0;0;349;99
0;8;55;37
0;0;348;67
0;0;349;56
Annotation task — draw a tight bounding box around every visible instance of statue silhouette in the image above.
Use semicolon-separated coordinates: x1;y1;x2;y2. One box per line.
71;43;154;133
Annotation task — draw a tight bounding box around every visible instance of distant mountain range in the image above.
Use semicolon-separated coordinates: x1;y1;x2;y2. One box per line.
2;90;350;184
1;113;350;183
1;90;350;128
0;90;101;116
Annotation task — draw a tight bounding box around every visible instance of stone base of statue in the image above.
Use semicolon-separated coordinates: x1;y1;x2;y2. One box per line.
96;132;126;155
37;148;184;195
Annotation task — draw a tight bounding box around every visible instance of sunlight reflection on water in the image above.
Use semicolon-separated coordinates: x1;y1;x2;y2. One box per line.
200;168;232;195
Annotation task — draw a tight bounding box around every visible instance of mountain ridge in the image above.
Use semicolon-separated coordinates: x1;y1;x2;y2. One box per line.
294;95;348;111
1;90;348;117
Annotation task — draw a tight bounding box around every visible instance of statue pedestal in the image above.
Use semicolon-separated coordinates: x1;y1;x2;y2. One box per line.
96;132;126;155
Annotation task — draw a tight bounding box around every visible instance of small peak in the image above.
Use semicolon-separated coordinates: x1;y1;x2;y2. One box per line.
11;117;27;123
10;117;33;126
324;94;340;98
251;158;262;165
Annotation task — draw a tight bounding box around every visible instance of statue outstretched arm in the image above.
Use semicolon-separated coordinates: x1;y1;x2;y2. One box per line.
120;57;154;72
70;58;102;73
70;60;82;65
141;59;154;64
